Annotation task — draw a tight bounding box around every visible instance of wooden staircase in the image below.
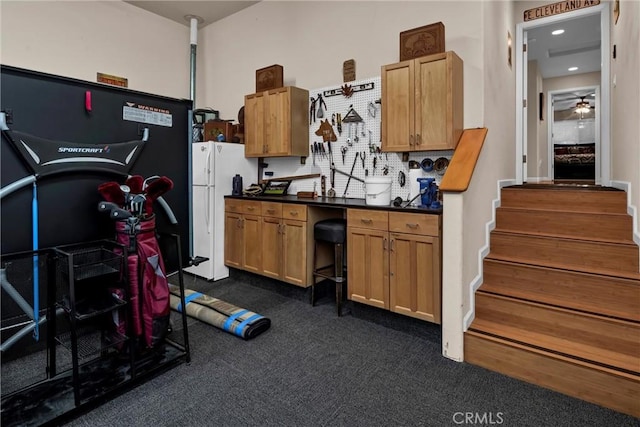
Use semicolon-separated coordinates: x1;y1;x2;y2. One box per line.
465;185;640;417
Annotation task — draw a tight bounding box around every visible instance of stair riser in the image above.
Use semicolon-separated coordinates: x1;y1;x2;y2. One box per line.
482;259;640;322
501;189;627;213
495;208;632;242
490;232;639;273
464;333;640;417
474;293;639;362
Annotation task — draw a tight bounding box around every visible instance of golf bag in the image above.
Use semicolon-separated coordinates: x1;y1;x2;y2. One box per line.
116;216;170;349
98;175;174;350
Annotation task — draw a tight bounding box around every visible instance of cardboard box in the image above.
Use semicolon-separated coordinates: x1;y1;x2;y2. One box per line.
204;121;234;142
256;64;284;92
400;22;445;61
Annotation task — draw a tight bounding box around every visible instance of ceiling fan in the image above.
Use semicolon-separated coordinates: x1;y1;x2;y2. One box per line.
553;93;596;112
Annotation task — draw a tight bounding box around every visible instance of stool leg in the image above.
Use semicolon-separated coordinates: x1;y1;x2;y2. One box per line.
311;240;318;306
335;243;344;316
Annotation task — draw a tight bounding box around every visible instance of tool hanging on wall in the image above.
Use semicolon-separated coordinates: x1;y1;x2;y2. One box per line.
342;152;360;197
316;94;327;119
336;113;342;135
323;82;374;98
309;97;317;124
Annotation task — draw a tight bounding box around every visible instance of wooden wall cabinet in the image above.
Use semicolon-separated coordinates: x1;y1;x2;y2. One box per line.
244;86;309;157
381;51;463;152
347;209;442;323
224;199;262;273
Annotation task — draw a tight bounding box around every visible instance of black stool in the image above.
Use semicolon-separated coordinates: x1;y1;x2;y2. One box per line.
311;218;347;316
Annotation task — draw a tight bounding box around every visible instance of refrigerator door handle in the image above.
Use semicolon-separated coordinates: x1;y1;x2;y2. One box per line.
205;188;211;233
205;146;212;184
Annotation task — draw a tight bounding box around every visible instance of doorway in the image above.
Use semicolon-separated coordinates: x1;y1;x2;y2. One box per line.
515;3;610;186
548;85;599;183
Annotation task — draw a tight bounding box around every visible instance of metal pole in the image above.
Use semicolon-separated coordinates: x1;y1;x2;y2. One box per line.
189;17;198;105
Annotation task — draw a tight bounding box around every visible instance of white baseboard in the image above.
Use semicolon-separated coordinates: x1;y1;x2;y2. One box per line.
463;179;517;331
524;176;552;183
610;180;640;246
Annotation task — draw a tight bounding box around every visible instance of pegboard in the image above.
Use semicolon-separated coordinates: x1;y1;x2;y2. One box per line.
264;76;454;204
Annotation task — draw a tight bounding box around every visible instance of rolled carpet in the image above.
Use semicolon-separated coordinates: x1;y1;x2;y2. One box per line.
168;285;271;340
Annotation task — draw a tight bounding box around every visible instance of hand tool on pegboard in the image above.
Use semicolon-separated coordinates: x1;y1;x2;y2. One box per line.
342;152;360;198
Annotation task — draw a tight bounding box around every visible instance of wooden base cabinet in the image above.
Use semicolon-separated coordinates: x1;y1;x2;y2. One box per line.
347;217;389;310
226;199;340;288
259;202;308;286
381;51;463;152
347;209;442;324
389;233;440;323
224;199;262;273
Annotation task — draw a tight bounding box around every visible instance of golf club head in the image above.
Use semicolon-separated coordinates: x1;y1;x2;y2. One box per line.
110;207;132;220
126;175;144;194
97;201;119;213
144;176;173;214
98;181;125;205
120;184;130;203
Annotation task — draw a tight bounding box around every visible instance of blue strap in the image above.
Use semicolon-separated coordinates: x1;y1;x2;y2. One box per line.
176;292;203;313
223;309;249;332
234;314;263;337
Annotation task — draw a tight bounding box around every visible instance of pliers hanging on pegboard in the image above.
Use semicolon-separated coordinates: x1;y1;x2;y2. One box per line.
310;97;318;124
316;94;327;119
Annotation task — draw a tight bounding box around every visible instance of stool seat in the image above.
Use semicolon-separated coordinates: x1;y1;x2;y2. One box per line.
311;218;347;316
314;219;346;244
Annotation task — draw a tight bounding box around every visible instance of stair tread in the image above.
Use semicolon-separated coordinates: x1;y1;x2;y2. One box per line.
497;205;630;215
506;184;624;192
465;330;640;381
469;318;640;374
491;228;638;246
492;227;635;245
478;279;640;322
486;253;640;280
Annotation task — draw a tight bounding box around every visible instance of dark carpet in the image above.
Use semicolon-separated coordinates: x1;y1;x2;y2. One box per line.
57;269;637;427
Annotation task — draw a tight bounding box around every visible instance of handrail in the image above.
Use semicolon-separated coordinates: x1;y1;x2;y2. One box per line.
439;128;488;192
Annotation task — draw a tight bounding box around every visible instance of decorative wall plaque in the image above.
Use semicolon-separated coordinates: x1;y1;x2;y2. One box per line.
399;22;445;61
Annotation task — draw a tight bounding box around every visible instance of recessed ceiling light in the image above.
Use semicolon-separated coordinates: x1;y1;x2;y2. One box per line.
568;67;579;71
552;29;565;35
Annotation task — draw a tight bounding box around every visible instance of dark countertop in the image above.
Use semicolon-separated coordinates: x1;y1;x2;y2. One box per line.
224;194;442;215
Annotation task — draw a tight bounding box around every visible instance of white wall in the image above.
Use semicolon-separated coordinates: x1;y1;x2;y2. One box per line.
610;0;640;247
441;0;516;361
0;1;191;99
198;1;484;127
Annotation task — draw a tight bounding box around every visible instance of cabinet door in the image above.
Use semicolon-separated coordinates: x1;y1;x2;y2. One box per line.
389;233;441;323
242;214;262;273
415;56;447;150
265;88;289;156
224;212;243;269
347;227;389;309
261;217;282;279
245;92;266;157
381;60;414;152
281;219;307;286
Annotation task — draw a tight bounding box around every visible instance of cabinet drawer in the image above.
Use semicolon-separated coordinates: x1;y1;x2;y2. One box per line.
261;202;282;218
225;199;243;213
282;204;307;221
347;209;389;230
389;212;439;236
242;201;262;215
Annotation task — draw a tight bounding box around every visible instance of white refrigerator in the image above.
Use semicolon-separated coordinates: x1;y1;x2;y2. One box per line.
185;141;257;280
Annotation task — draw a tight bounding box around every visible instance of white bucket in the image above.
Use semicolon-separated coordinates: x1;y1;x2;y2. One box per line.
364;177;392;206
